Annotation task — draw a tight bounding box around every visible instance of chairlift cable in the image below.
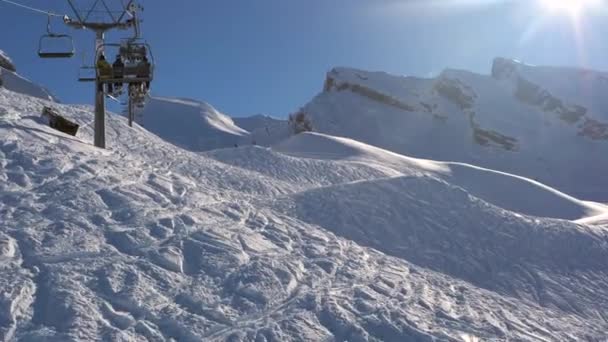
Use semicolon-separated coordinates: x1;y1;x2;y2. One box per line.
0;0;64;17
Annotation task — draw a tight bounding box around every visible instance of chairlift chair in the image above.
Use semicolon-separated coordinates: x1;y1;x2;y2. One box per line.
94;42;155;86
78;52;97;82
38;15;75;59
78;66;97;82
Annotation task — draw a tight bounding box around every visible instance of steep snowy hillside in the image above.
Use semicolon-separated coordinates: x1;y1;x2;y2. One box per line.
3;85;608;341
138;97;291;151
0;50;56;102
302;59;608;201
138;96;250;151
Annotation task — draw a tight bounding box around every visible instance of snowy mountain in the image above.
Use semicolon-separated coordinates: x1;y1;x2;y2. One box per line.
2;49;608;341
301;59;608;201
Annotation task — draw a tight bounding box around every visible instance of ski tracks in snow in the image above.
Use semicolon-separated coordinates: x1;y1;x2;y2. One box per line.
2;89;608;340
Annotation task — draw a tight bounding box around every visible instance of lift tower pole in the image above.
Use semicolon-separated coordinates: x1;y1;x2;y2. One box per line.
94;30;105;148
64;0;138;148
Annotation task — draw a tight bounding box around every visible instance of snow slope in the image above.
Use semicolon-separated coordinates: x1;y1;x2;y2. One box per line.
0;63;608;341
138;97;291;151
138;96;250;151
274;133;606;220
2;72;608;340
302;60;608;201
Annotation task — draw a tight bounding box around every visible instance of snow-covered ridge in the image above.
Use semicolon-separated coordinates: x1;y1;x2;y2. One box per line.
492;57;608;139
139;98;291;151
138;96;250;151
304;59;608;201
274;132;606;220
323;59;608;141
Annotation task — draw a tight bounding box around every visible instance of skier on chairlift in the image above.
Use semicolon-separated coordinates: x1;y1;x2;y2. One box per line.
112;54;125;95
137;55;152;92
96;53;113;94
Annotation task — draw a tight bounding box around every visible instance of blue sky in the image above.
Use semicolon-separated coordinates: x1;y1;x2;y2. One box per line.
2;0;608;117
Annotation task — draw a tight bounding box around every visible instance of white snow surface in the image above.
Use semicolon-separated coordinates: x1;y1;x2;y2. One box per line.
273;133;606;220
303;61;608;201
139;98;289;151
2;83;608;341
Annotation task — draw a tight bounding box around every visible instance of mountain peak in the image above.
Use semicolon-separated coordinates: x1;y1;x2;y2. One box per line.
491;57;525;80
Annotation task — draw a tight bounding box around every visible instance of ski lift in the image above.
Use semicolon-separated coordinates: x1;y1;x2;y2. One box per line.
38;15;75;59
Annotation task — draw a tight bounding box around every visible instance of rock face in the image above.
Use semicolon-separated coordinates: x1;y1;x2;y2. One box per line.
324;69;416;112
299;60;608;201
433;76;476;110
491;57;518;80
580;118;608;140
0;50;16;72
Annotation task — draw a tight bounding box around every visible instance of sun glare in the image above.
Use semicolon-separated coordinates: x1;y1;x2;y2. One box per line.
539;0;601;16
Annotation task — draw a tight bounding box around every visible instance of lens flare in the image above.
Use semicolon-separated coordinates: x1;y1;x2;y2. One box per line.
538;0;601;16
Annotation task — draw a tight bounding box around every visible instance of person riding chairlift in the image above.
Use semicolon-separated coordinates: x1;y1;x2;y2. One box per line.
137;55;152;91
112;54;125;95
96;54;113;94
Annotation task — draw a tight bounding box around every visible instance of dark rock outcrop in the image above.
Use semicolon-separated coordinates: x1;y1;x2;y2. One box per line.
515;77;587;124
491;57;518;80
579;119;608;140
434;77;476;110
324;71;416;112
0;50;16;72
